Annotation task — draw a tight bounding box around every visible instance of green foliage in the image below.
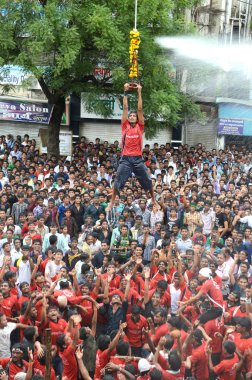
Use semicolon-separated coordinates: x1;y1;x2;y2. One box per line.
0;0;200;138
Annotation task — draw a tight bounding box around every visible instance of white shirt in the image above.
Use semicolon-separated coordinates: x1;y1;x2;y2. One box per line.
45;260;62;281
169;283;181;314
239;215;252;228
0;322;17;357
17;259;32;285
3;225;21;235
10;248;22;266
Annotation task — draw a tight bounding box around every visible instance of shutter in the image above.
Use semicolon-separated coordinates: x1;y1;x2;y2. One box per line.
0;122;70;147
79;121;172;148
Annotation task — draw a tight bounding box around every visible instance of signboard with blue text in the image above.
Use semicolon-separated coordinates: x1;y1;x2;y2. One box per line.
217;100;252;136
0;99;50;123
218;118;244;135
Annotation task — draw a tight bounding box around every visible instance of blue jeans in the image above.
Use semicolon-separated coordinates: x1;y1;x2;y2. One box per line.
114;156;152;191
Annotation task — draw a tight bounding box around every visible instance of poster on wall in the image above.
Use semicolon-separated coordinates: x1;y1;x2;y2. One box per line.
39;129;72;156
218;118;244;135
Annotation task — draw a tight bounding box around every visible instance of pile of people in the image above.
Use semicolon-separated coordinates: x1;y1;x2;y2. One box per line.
0;127;251;380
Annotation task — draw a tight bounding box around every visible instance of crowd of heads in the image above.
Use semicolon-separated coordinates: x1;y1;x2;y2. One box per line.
0;133;251;379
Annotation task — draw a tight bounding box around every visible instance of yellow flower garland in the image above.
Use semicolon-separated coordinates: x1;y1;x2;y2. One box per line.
129;29;140;79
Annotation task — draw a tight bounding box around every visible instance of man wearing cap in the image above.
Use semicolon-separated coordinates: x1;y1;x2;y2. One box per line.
137;358;153;379
179;267;223;324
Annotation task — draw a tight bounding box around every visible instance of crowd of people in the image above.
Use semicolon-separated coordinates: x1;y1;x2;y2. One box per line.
0;131;251;380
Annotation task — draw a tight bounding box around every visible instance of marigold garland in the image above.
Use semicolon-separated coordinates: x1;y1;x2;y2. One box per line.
129;29;140;79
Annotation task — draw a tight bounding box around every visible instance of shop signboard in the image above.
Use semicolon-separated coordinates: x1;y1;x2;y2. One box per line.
218;118;244;135
0;99;50;123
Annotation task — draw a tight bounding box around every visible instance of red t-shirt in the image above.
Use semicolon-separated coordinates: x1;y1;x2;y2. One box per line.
212;274;222;288
235;334;252;372
184;305;199;324
213;353;239;380
33;356;56;380
94;348;110;380
1;294;19;317
191;342;209;380
204;318;224;353
126;314;148;347
48;318;68;345
110;288;141;313
110;356;138;380
59;345;78;380
150;272;171;289
101;273;121;292
18;295;29;309
121;120;144;156
199;279;223;307
0;358;28;380
161;363;186;380
151;323;169;346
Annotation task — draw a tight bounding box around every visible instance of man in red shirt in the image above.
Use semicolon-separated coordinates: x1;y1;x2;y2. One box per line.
207;340;239;380
179;267;223;324
56;318;79;380
125;304;148;356
0;344;29;380
150;309;169;346
109;83;155;208
183;329;209;380
0;281;19;317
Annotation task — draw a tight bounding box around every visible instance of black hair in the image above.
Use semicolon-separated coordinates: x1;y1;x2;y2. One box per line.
157;280;168;291
150;369;163;380
3;271;16;281
81;263;91;275
56;334;66;351
49;235;57;245
59;280;69;289
168;350;181;371
79;327;87;341
24;326;36;341
116;340;129;356
125;364;137;375
168;316;182;330
97;335;111;351
164;334;174;350
223;340;236;355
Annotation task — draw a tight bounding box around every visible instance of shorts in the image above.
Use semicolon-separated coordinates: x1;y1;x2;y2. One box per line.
114;156;152;192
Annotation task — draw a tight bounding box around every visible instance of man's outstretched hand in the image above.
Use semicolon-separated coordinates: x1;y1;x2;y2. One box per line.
124;83;130;91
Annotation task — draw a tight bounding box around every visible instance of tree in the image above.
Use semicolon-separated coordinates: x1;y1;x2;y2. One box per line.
0;0;199;156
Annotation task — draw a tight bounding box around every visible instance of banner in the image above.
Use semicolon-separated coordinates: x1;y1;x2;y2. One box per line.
0;99;70;125
218;118;244;135
81;94;123;120
0;99;50;123
0;65;30;86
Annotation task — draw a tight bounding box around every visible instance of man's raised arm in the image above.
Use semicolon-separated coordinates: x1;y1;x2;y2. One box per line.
122;83;129;123
137;84;144;125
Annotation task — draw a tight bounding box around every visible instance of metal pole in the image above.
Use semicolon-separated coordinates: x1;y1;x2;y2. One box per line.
134;0;138;30
44;328;52;380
